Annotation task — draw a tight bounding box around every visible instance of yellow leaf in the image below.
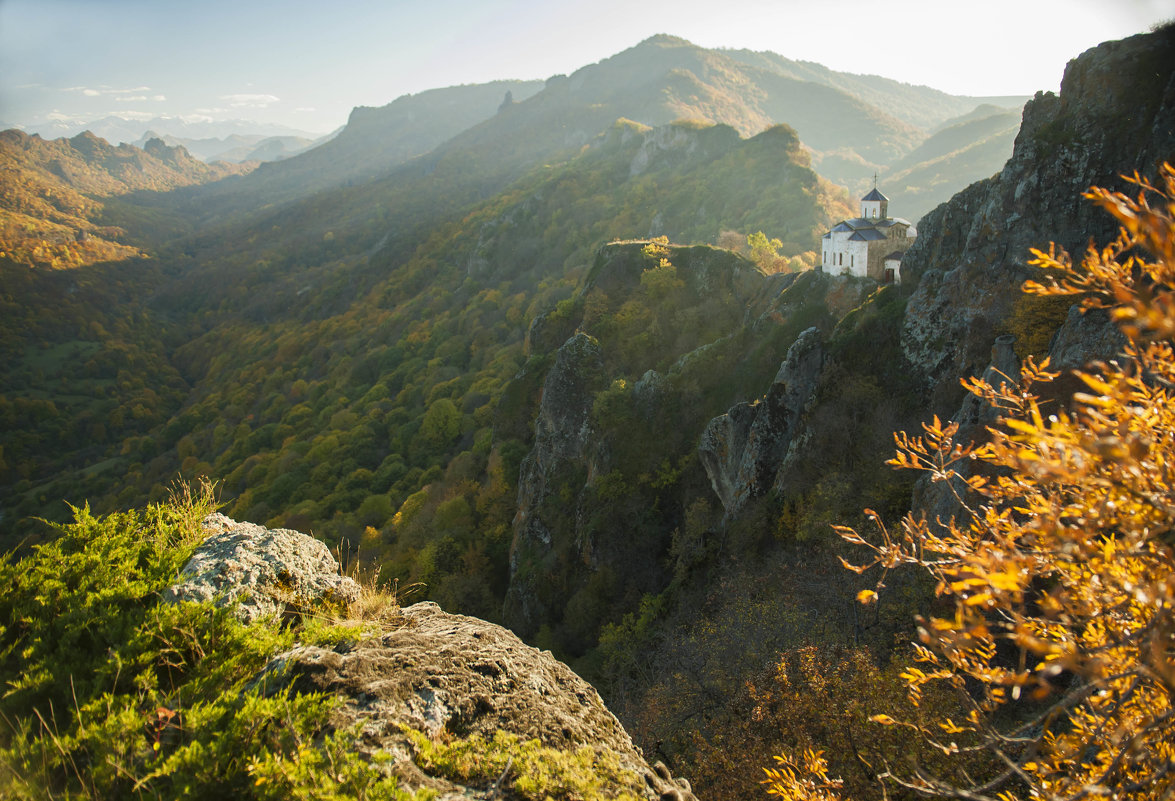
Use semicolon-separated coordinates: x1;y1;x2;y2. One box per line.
988;571;1021;592
965;592;993;606
857;589;878;604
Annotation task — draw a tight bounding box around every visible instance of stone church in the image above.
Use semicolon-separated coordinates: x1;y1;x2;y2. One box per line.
820;187;916;283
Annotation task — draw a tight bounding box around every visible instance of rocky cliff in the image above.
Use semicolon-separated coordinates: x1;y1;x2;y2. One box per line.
501;240;794;641
698;326;824;516
901;26;1175;402
506;331;607;635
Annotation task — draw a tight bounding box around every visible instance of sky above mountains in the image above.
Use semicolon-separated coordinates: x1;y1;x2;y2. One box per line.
2;0;1170;135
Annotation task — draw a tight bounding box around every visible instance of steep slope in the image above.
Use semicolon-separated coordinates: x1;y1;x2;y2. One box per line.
190;79;546;210
901;25;1175;402
0;129;250;267
579;26;1175;800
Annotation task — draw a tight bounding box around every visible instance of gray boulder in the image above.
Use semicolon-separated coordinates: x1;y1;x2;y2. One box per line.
164;512;361;623
1047;305;1127;370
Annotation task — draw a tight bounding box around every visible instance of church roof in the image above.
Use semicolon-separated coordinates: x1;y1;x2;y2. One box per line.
884;250;906;261
827;213;912;238
849;229;887;241
862;188;889;202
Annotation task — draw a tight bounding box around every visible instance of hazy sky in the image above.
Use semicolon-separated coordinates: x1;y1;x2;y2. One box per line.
2;0;1170;134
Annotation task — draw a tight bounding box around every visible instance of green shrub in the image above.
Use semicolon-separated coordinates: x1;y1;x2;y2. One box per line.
0;485;415;799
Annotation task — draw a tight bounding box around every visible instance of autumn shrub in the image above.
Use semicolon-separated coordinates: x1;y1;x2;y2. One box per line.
689;644;980;801
767;166;1175;799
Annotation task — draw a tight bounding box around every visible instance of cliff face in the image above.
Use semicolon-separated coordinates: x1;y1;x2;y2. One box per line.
505;332;607;635
698;326;824;516
901;27;1175;399
502;240;787;641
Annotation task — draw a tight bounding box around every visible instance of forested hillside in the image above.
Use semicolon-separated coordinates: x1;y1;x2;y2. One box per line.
0;129;251;268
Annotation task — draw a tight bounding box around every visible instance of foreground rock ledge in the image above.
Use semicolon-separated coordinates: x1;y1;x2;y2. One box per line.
170;514;695;799
260;601;697;799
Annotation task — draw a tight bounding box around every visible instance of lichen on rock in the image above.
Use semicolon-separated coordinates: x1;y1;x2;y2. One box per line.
164;512;361;623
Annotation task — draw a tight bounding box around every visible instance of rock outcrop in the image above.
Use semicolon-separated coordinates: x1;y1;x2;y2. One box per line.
901;26;1175;400
506;332;606;635
915;305;1129;525
627;122;741;177
503;241;779;637
258;600;697;800
170;513;697;799
164;512;361;623
584;240;769;307
699;327;825;515
1046;305;1128;371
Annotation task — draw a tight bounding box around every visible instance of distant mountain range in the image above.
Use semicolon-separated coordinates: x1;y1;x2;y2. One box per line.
175;35;1026;226
883;104;1022;219
0;129;252;268
17;115;328;148
6;36;1029;223
131;130;335;164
